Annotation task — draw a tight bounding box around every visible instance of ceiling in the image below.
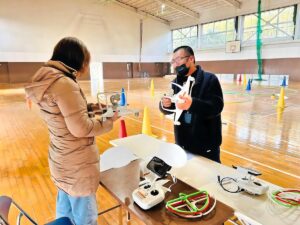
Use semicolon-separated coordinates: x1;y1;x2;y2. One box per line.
101;0;242;25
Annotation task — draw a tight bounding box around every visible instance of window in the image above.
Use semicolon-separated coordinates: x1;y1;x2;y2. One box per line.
200;18;236;49
172;25;198;50
243;6;295;43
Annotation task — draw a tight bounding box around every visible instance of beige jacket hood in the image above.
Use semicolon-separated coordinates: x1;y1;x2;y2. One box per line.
25;61;112;196
25;61;76;104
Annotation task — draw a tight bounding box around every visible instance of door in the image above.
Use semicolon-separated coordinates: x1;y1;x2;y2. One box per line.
126;63;133;78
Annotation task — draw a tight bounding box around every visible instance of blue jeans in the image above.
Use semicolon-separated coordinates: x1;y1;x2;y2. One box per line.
56;190;98;225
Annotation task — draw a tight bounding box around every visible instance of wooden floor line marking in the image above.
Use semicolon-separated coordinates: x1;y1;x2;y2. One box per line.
221;149;300;179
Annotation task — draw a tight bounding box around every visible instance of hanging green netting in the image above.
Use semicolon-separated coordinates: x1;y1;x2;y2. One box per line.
255;0;263;81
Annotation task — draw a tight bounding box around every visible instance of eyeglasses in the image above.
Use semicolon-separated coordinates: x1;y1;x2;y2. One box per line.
170;55;190;64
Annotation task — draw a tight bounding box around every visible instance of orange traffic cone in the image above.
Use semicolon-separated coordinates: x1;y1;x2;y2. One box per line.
119;119;127;138
238;74;242;82
237;74;242;84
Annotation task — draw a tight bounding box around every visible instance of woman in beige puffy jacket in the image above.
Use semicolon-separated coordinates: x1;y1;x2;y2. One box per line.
25;37;118;225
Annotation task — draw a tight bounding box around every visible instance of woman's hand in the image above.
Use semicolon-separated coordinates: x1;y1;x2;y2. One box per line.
90;103;107;114
108;111;120;122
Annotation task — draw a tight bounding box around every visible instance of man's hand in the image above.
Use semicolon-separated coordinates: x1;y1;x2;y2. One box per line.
176;94;192;110
161;97;172;107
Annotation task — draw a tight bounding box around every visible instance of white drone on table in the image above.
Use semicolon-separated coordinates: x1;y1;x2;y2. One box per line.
160;76;195;125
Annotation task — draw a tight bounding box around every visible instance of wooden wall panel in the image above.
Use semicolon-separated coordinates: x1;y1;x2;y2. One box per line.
199;60;258;74
264;58;300;81
0;62;90;83
0;62;9;83
132;62;169;78
103;62;170;79
0;59;299;83
200;58;300;81
8;62;44;83
103;63;129;79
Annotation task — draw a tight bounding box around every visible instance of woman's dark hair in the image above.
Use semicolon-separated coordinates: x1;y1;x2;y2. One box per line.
50;37;90;71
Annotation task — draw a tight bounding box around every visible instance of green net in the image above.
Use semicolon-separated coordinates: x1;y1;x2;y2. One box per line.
256;0;263;80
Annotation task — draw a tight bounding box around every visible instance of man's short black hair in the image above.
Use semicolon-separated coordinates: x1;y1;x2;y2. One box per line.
173;45;194;56
173;45;195;63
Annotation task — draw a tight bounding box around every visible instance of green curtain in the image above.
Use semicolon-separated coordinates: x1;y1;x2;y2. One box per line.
256;0;263;80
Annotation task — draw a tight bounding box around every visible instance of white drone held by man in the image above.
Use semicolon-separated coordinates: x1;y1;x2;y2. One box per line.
161;76;195;125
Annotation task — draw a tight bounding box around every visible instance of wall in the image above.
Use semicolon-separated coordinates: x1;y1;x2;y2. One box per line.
1;0;300;82
6;63;43;83
0;0;171;83
103;63;129;79
170;0;300;29
0;62;90;83
0;63;9;83
169;1;300;81
0;0;170;62
103;62;170;79
192;41;300;82
195;41;300;61
132;63;170;78
0;62;45;83
199;58;300;81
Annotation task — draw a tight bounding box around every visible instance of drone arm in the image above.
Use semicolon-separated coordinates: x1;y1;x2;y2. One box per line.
171;82;183;90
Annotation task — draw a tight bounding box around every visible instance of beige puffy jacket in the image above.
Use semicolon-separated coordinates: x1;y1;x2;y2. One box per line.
25;60;113;196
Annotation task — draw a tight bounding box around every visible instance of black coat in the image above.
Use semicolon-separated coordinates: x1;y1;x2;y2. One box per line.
160;66;224;161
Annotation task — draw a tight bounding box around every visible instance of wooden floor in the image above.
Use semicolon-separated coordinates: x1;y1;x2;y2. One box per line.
0;77;299;224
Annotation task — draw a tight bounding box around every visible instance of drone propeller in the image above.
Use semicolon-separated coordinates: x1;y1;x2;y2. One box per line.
165;191;216;219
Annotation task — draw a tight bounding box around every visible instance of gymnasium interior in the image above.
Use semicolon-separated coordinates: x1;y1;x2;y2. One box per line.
0;0;299;224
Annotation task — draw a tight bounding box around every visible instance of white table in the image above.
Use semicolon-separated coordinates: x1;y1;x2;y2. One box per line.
110;134;164;160
110;134;300;225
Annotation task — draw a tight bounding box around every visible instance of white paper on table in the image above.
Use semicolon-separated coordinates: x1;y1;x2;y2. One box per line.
100;146;138;172
149;142;187;168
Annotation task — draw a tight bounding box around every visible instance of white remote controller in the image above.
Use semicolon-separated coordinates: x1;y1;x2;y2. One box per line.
132;183;165;210
237;178;269;195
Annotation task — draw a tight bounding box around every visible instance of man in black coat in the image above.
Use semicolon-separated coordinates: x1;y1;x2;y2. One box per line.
159;46;224;163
